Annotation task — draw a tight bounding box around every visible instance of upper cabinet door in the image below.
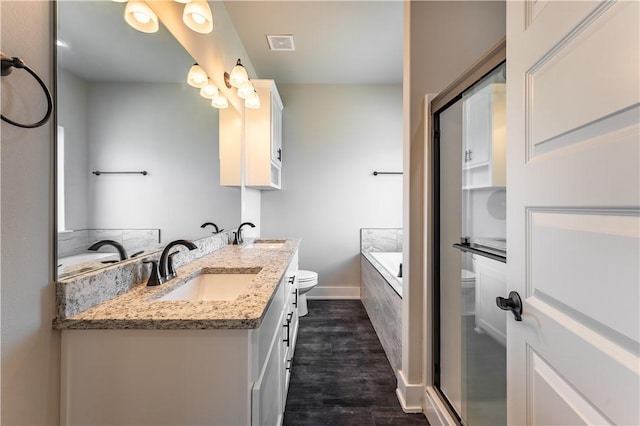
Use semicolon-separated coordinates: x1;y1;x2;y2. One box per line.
462;74;506;189
245;80;283;190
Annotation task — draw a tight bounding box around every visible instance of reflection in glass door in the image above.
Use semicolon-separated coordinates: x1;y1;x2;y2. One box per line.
434;62;507;426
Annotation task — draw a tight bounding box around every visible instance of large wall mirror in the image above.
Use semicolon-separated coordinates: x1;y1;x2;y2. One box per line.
56;1;240;280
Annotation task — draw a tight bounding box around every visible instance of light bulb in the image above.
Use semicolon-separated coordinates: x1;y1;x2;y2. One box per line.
124;1;159;33
183;0;213;34
133;11;151;24
191;13;206;25
187;64;208;88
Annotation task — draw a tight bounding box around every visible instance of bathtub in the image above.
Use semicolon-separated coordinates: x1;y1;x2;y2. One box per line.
364;251;403;297
360;251;403;373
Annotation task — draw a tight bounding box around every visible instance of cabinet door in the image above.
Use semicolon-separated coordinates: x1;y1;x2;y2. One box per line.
252;315;283;426
462;85;493;167
271;95;283;165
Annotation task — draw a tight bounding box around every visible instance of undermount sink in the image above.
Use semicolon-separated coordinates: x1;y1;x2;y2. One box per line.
158;269;260;302
249;239;287;249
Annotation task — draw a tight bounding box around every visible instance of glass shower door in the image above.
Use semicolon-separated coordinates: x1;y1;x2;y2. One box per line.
436;62;507;426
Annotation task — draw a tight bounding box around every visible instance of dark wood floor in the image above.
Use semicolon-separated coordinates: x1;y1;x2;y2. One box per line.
283;300;429;426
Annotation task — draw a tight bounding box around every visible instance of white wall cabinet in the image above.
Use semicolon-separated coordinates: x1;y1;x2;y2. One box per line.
219;80;284;190
245;80;283;190
462;82;506;189
60;252;299;426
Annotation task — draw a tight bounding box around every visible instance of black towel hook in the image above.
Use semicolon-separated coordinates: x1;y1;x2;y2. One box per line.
1;53;53;129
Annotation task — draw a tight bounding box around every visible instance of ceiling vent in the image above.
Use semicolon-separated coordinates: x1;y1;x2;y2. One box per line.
267;35;295;51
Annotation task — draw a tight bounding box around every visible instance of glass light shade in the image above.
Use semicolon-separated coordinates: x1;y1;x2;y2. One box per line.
174;0;191;3
211;94;228;109
229;60;249;88
183;0;213;34
112;0;128;3
245;91;261;109
124;1;159;33
187;64;208;88
237;81;255;100
199;79;218;99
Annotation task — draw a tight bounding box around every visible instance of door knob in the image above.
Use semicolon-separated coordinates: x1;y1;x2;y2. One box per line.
496;291;523;321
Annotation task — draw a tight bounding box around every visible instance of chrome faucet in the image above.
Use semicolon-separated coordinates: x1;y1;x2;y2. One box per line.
88;239;128;260
233;222;256;245
158;239;198;283
200;222;221;234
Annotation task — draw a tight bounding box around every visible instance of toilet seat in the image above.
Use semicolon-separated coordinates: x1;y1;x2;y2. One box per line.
298;270;318;283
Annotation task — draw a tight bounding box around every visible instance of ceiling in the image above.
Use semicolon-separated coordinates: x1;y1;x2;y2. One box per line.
56;1;403;86
223;1;404;85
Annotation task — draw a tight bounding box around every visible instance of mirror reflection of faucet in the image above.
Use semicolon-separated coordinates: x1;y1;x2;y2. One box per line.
88;240;128;261
233;222;256;245
201;222;223;234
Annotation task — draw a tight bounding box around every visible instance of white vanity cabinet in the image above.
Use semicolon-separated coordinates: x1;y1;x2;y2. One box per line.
60;252;299;426
462;82;506;189
245;79;283;190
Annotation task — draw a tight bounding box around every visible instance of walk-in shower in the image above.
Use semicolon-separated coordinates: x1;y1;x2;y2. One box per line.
432;51;508;426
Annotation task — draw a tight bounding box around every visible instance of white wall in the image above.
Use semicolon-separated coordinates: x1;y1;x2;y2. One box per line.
87;82;240;242
404;0;506;414
261;84;403;296
1;2;60;424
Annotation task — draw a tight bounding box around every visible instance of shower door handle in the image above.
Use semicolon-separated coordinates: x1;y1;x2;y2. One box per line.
496;291;523;321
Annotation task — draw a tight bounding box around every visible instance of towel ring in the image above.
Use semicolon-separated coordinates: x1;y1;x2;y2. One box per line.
1;54;53;129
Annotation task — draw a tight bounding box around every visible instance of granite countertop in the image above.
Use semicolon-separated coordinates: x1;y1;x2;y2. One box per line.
54;239;300;330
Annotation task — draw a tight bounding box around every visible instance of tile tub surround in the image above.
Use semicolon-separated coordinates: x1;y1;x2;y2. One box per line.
58;228;161;258
56;231;231;319
54;238;300;330
360;228;403;253
360;253;402;375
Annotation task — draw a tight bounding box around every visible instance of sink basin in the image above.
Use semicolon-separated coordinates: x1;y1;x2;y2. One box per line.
249;239;287;249
158;271;259;302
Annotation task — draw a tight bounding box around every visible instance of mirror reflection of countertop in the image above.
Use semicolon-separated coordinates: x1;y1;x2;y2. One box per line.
53;239;300;331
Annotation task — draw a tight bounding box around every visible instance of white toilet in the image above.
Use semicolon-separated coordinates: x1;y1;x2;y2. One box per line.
296;270;318;317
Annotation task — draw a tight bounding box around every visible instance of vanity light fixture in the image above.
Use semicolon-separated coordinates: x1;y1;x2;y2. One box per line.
123;1;159;33
173;0;191;3
182;0;213;34
222;58;261;109
187;63;207;88
225;59;248;89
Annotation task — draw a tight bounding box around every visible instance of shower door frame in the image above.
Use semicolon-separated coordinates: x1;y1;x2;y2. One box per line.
430;38;505;425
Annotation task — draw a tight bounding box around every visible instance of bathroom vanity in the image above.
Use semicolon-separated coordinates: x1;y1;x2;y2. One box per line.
55;239;300;426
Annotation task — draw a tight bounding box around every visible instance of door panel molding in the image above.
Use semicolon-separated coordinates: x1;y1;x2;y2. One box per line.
526;207;640;342
529;347;612;425
525;0;639;161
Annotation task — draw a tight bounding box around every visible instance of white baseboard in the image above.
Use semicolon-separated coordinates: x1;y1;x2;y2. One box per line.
396;369;424;413
305;286;360;299
423;386;457;426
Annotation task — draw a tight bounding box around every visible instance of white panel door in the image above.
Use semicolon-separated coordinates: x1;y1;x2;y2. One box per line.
506;1;639;425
